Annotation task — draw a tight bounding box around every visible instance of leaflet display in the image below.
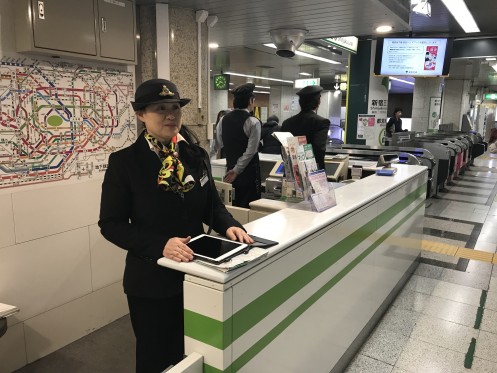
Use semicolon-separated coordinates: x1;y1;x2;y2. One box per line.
375;38;451;77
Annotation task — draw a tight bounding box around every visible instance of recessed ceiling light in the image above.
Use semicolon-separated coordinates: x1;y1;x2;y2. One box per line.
253;90;270;94
255;85;271;89
376;25;393;33
486;57;497;61
209;43;219;49
225;71;294;84
298;72;312;76
440;0;480;33
264;43;340;64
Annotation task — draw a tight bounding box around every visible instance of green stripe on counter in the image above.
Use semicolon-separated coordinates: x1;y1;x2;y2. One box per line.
232;184;425;342
231;198;425;372
184;310;232;350
184;183;426;353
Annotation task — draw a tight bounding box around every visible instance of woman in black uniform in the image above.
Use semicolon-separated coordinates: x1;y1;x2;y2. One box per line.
99;78;252;372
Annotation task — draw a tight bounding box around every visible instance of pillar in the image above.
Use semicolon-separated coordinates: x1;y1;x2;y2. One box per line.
441;80;471;130
411;77;443;133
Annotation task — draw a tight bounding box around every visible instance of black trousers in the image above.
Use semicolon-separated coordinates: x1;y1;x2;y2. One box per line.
127;294;184;373
232;162;261;208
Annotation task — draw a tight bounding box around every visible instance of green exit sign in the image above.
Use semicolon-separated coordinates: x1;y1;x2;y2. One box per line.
485;93;497;100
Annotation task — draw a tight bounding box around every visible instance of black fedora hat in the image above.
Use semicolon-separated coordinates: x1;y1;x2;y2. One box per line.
131;79;191;111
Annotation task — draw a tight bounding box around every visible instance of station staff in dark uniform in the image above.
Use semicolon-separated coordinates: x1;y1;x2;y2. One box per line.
216;83;262;208
98;78;252;373
386;107;404;137
281;85;330;170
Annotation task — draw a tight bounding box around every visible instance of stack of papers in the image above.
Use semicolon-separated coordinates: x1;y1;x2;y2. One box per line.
0;303;19;318
196;248;268;272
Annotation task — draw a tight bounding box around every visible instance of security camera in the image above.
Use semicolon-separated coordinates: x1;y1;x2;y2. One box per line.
269;29;308;58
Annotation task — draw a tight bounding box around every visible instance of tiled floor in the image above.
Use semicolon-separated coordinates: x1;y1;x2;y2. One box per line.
345;153;497;373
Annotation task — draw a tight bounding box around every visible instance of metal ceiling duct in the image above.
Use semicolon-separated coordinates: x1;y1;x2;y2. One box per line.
269;29;308;58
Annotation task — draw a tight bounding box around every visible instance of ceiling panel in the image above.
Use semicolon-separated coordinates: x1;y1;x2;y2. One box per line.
136;0;497;89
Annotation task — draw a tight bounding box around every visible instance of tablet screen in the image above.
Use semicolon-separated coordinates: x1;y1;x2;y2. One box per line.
189;235;247;263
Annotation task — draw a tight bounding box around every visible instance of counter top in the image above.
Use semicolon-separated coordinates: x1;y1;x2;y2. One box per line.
157;164;427;285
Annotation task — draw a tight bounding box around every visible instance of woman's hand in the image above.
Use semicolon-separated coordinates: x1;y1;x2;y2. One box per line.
226;227;254;244
163;236;194;262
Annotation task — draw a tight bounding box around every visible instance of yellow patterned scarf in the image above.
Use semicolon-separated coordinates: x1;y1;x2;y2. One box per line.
144;131;195;195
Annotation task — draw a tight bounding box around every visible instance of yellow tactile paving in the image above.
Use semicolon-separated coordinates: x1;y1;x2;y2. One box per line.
421;239;497;264
421;240;458;256
455;248;494;262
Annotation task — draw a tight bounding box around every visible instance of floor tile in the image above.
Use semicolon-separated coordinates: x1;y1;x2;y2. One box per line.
446;186;491;196
395;338;467;373
431;281;482;306
475;331;497;363
474;241;497;253
422;217;474;236
359;326;409;365
403;275;440;295
485;291;497;311
477;232;497;244
376;306;420;337
439;268;490;290
344;354;393;373
481;308;497;333
392;288;430;313
421;295;478;328
471;358;497;373
465;260;493;275
413;263;443;279
454;180;493;189
489;277;497;291
409;314;478;353
390;368;410;373
422;235;467;248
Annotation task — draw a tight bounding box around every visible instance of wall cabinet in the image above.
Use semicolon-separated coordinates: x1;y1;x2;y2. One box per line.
15;0;136;64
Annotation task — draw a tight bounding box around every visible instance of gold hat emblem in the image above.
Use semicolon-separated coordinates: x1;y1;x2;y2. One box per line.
159;85;175;97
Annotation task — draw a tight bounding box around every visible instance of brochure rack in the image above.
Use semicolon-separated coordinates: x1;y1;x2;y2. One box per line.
274;133;337;212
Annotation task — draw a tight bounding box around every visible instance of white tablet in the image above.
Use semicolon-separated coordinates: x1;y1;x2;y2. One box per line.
189;234;248;264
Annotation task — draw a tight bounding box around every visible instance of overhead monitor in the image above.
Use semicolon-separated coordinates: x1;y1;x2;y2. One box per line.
324;160;346;182
374;37;453;77
269;160;285;178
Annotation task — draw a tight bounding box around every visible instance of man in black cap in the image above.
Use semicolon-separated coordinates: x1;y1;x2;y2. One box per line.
281;85;330;170
216;83;262;207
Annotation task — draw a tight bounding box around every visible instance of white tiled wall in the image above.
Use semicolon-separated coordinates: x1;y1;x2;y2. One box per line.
0;180;128;371
0;193;15;249
12;180;102;243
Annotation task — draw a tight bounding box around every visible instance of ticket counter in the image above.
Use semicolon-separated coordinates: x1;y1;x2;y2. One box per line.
159;165;427;373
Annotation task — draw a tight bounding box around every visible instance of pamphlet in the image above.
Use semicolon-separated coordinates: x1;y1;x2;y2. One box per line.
308;169;337;212
271;131;295;148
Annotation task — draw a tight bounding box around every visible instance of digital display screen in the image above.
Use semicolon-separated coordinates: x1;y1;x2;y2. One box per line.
375;38;452;77
189;235;246;262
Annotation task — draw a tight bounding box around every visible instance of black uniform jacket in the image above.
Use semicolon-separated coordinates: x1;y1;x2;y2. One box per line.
281;110;330;170
99;133;242;298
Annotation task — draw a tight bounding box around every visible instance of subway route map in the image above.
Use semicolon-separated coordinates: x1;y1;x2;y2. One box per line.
0;59;136;189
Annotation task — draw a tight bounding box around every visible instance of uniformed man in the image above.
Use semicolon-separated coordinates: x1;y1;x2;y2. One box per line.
216;83;262;208
281;85;330;170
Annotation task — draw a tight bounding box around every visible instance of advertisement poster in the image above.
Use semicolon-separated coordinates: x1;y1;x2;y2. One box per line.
429;97;442;129
380;38;447;76
357;114;376;140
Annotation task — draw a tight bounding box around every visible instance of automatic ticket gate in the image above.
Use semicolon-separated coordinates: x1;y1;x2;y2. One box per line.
327;144;437;197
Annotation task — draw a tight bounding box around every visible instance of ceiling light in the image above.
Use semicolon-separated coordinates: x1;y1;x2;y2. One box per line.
264;43;340;64
255;85;270;89
390;77;415;85
440;0;480;33
486;57;497;61
209;43;219;49
225;71;294;84
412;0;431;17
253;90;270;94
298;72;312;76
376;25;393;33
